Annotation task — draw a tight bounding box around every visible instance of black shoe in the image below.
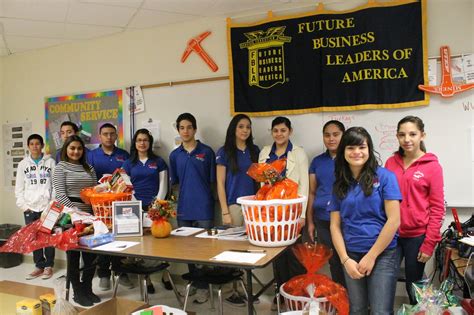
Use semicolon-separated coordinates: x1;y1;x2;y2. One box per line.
85;290;101;304
147;281;155;294
161;276;173;291
73;287;93;307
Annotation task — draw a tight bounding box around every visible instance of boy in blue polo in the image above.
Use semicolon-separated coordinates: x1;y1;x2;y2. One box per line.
88;123;132;291
169;113;216;304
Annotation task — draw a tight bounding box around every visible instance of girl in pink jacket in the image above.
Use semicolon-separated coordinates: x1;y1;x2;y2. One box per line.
385;116;445;305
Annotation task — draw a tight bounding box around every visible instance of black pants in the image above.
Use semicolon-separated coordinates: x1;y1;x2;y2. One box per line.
24;210;55;269
315;219;346;287
67;251;97;290
97;255;123;278
398;235;426;305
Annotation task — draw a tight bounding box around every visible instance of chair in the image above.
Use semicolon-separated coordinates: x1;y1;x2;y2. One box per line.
181;269;247;315
111;262;181;305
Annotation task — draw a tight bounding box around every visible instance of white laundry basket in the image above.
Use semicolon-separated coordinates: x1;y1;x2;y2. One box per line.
237;195;306;247
279;284;336;314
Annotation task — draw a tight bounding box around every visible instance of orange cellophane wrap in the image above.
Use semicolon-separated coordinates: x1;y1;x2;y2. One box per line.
247;159;286;183
0;220;79;253
283;243;349;315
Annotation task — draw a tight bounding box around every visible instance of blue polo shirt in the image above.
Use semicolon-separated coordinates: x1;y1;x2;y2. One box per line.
88;146;130;180
216;145;260;205
169;141;216;220
122;156;168;208
55;147;91;164
309;151;335;222
328;167;401;253
265;141;293;177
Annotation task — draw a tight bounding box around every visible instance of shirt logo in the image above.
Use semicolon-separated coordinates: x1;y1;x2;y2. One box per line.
195;153;205;162
413;171;424;181
373;178;380;188
116;156;125;162
148;162;158;169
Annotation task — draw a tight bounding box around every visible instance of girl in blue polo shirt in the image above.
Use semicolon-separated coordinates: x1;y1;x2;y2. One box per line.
122;129;168;293
329;127;401;314
217;114;259;226
306;120;346;287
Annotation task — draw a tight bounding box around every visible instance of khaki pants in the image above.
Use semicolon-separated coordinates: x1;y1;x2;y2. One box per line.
229;204;244;226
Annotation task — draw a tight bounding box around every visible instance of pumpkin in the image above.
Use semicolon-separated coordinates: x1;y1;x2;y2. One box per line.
151;219;172;238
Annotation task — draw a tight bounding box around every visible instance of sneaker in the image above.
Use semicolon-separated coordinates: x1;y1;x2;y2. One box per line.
41;267;53;280
26;268;43;280
161;275;173;291
193;288;209;304
119;274;134;289
178;285;197;297
225;292;246;307
99;277;111;291
145;276;155;294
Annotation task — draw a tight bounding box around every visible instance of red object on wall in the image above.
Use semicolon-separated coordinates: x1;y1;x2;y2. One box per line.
418;46;474;97
181;31;219;72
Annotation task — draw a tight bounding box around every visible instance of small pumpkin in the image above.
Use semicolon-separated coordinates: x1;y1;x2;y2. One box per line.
150;219;172;238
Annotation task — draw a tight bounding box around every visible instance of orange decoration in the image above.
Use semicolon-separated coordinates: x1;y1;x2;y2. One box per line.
418;46;474;97
151;218;172;238
181;31;219;72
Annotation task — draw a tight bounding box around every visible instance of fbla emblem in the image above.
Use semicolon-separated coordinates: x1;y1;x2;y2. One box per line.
239;26;291;89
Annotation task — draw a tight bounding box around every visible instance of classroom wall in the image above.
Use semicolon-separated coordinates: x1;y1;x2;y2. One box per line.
0;0;472;282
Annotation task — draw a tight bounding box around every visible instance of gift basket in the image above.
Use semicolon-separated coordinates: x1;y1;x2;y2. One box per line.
81;169;133;229
237;159;306;247
280;243;349;315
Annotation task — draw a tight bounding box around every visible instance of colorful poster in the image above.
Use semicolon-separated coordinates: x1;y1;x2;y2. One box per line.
227;0;428;116
44;90;124;154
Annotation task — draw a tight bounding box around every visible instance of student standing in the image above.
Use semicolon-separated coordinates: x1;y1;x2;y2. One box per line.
306;120;346;287
53;135;98;307
258;116;308;310
329;127;401;314
15;134;56;280
122;128;168;294
216;114;259;306
385;116;445;305
217;114;259;226
169;113;216;304
55;121;89;163
88;123;132;291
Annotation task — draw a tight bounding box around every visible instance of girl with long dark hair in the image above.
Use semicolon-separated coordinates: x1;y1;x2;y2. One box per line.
53;135;98;307
329;127;401;314
385;116;445;304
216;114;259;226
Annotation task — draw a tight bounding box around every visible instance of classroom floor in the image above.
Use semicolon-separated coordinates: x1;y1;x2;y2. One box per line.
1;261;411;314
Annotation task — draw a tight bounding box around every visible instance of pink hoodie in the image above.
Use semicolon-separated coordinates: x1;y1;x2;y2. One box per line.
385;152;445;256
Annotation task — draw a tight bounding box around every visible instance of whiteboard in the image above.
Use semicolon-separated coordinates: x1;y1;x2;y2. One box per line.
135;80;474;207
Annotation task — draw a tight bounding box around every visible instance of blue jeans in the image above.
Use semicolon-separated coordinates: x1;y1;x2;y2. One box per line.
344;248;400;315
398;235;426;305
178;219;214;289
24;210;55;268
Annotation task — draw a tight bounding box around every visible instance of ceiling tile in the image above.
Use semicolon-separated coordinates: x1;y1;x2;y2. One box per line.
142;0;215;15
128;9;197;29
67;0;137;27
64;23;122;40
0;0;69;22
5;35;63;53
0;18;65;38
78;0;143;8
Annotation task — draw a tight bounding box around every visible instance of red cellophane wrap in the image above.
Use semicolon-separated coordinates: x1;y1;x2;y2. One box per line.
0;220;79;253
283;243;349;315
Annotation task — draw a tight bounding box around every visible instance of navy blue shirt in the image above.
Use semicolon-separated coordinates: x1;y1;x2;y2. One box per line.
328;167;401;253
216;145;260;205
88;146;130;180
309;151;335;222
169;141;216;220
265;141;293;177
122;156;168;208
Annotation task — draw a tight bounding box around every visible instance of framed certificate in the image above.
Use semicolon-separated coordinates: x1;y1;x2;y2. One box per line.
112;200;143;237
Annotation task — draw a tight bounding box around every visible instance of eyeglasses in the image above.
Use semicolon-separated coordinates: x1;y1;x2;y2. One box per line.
136;139;150;143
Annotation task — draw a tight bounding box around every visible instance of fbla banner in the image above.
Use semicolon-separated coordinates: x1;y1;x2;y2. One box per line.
227;0;428;116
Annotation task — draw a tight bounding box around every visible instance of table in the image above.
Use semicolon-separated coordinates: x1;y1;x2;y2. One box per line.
70;234;289;314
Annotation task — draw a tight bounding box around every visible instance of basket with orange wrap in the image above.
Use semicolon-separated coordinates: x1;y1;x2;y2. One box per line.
280;243;349;315
236;159;306;247
80;169;133;229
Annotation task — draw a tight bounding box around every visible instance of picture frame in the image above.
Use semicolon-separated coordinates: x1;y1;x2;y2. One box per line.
112;200;143;237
